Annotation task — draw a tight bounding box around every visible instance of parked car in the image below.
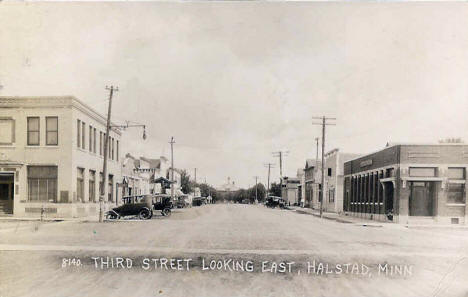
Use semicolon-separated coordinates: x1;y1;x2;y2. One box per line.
192;196;205;207
265;196;286;209
106;195;153;220
176;195;191;208
152;194;173;216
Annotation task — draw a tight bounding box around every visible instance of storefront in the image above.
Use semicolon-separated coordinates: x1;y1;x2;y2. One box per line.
343;144;468;224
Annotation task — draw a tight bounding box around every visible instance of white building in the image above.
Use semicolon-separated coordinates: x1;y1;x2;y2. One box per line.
0;96;122;218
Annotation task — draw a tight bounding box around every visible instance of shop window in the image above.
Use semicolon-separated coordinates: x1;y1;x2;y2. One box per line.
108;175;114;202
77;168;84;202
0;118;15;145
448;168;465;180
89;170;96;202
27;166;57;202
99;172;104;197
46;117;58;145
27;117;40;145
447;183;465;204
409;167;436;177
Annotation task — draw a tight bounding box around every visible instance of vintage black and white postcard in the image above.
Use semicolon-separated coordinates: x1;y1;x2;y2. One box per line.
1;1;468;297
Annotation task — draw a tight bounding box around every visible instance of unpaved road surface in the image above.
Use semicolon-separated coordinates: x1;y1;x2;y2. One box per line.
1;204;467;297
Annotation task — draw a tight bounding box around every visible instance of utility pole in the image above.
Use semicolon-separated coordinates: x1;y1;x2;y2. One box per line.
312;116;336;218
194;168;197;184
169;137;175;202
273;150;289;199
264;163;275;197
315;137;320;168
100;85;118;223
254;176;259;202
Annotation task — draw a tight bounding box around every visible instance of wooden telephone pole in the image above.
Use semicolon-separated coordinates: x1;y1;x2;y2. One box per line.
312;116;336;218
264;163;275;197
100;85;118;223
169;137;175;201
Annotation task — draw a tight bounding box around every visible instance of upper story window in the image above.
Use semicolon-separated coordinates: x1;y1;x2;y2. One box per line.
89;125;93;152
0;118;15;145
77;120;81;148
46;117;58;145
93;128;97;153
27;117;40;145
81;121;86;150
327;168;332;177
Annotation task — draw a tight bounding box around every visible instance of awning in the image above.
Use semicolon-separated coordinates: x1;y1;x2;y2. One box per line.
153;177;174;184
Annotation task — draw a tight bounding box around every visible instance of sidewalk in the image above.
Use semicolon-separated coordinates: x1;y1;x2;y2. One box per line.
291;207;392;227
291;207;468;230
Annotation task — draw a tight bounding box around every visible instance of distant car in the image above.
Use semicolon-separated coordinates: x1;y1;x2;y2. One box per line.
241;199;250;204
192;196;205;207
106;195;153;220
176;195;191;208
152;194;173;216
265;196;286;209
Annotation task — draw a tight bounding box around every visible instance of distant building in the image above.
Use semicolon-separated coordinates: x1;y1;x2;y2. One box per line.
217;177;239;192
344;143;468;224
323;149;361;213
281;176;301;205
216;177;239;200
297;168;305;207
304;159;321;209
0;96;122;218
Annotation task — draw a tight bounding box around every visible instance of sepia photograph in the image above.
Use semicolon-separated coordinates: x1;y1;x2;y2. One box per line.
1;1;468;297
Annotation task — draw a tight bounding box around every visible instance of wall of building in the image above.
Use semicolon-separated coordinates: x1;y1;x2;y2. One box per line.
0;97;122;218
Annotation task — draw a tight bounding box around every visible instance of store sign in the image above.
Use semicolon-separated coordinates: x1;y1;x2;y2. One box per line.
360;159;373;168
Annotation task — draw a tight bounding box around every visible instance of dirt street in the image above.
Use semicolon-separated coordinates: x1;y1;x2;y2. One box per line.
1;204;467;297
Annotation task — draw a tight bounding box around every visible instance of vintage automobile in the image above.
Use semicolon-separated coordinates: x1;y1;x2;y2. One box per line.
176;195;192;208
152;194;173;216
265;196;286;209
106;195;153;220
192;196;206;207
105;194;173;220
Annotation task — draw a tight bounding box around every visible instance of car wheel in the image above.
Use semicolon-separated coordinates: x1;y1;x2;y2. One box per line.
106;213;118;220
162;208;171;217
138;209;152;220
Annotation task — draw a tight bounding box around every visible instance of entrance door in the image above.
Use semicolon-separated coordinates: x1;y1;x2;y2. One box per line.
409;182;434;216
0;174;14;214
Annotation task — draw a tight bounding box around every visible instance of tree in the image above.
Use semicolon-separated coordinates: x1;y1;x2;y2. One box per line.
180;169;193;194
269;182;281;197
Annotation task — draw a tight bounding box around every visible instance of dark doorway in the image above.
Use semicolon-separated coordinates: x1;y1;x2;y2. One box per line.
409;182;435;216
0;174;14;215
384;182;394;219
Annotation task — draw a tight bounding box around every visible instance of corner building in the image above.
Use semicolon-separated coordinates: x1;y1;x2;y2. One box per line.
343;144;468;224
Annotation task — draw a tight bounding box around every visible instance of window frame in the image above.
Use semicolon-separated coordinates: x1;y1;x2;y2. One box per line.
45;116;58;146
27;117;40;146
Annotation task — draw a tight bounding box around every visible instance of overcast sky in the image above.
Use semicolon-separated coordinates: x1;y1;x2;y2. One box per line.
1;2;468;188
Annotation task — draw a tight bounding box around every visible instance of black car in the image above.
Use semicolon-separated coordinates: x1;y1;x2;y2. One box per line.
192;196;205;207
152;194;173;216
265;196;286;209
106;195;153;220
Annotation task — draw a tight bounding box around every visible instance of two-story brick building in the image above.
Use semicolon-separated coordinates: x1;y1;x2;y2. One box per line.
343;143;468;225
0;96;122;218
